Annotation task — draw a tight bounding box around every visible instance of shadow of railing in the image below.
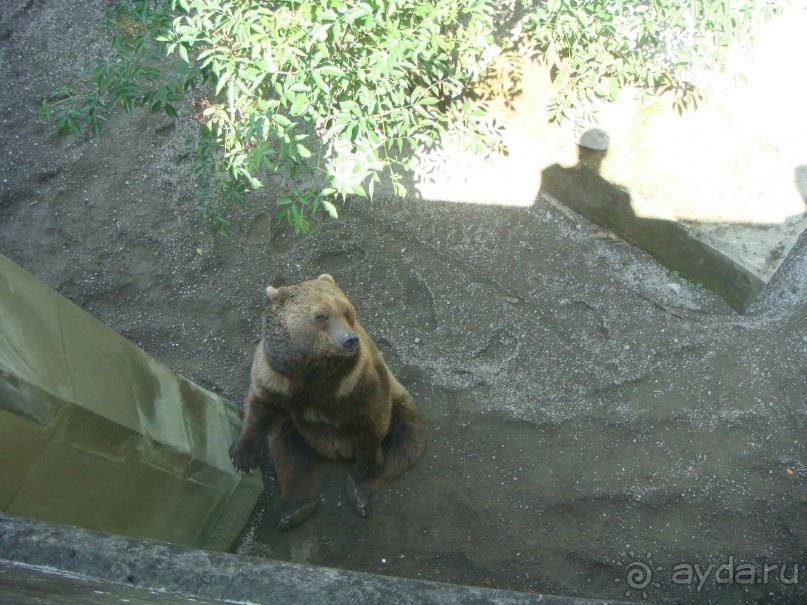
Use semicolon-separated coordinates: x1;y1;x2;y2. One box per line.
386;122;807;313
539;161;763;312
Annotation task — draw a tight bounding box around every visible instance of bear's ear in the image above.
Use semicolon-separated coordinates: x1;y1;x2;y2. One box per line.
317;273;336;285
266;285;282;300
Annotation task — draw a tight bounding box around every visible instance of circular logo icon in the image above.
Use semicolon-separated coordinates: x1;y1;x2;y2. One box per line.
626;561;653;590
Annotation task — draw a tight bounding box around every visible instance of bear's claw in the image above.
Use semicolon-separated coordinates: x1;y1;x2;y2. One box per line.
229;439;260;473
276;496;319;531
345;471;371;518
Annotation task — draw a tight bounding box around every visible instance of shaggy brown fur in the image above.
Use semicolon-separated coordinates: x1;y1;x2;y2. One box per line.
229;274;425;530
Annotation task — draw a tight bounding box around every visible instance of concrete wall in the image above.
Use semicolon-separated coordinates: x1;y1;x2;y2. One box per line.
0;513;638;605
0;253;261;550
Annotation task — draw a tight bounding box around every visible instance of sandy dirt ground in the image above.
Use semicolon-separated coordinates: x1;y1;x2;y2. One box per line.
1;2;805;604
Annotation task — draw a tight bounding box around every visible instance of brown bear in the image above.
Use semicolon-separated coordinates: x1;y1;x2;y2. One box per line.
229;273;425;530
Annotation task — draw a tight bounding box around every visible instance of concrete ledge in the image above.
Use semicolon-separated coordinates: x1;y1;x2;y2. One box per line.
0;513;641;605
0;254;262;550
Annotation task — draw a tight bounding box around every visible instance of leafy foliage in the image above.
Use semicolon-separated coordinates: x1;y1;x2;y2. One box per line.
519;0;785;125
40;0;785;233
40;0;494;234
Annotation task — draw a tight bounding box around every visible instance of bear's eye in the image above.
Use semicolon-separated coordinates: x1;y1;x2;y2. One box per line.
314;312;328;323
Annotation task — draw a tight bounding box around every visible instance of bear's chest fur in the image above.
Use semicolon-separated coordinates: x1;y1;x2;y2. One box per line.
286;383;358;427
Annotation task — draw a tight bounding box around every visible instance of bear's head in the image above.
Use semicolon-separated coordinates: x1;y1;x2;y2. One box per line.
262;274;360;381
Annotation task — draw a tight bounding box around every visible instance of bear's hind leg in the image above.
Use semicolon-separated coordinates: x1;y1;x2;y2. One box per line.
270;421;322;530
369;398;425;490
346;395;425;518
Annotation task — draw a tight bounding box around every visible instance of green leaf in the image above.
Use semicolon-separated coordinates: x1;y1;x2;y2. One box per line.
319;65;346;78
311;70;329;93
290;94;306;116
349;183;367;197
608;76;618;100
322;200;338;219
272;113;292;128
344;4;372;24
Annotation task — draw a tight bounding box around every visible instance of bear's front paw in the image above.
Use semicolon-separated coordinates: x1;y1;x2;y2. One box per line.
229;438;261;473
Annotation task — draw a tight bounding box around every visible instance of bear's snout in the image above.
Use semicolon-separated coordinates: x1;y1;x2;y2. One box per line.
341;333;359;352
